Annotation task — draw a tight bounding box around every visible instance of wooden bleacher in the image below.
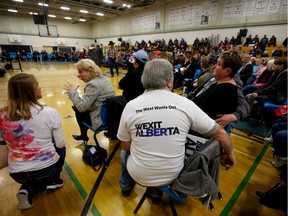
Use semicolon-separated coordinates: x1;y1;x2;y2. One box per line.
241;44;286;57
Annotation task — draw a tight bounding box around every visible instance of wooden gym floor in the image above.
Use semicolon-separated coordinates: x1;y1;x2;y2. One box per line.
0;61;285;216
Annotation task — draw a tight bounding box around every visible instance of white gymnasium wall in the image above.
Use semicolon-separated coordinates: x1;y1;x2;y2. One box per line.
0;13;94;51
0;0;287;50
92;0;287;45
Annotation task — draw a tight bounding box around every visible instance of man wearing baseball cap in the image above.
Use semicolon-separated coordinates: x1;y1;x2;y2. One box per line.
118;49;148;101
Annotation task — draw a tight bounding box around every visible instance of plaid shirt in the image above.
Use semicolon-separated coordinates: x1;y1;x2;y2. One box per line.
107;47;118;58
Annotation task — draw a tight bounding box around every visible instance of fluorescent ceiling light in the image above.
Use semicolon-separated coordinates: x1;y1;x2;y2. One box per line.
38;3;49;7
96;12;104;16
13;0;24;2
79;19;86;22
103;0;113;4
127;5;131;8
29;12;38;15
64;17;72;20
8;9;18;13
123;4;127;7
48;14;56;18
61;6;70;10
80;10;88;13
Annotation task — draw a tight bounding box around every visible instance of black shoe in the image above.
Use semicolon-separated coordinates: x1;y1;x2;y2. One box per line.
256;183;280;198
121;182;135;197
258;184;287;210
147;187;163;205
72;135;89;141
121;188;133;197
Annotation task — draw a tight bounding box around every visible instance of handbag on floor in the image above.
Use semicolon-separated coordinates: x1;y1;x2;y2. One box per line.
82;144;107;171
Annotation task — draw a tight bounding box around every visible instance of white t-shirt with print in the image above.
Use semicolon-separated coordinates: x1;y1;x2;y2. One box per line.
117;89;215;187
0;105;66;173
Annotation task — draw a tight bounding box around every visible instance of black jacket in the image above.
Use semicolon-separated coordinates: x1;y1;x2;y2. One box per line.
118;66;145;101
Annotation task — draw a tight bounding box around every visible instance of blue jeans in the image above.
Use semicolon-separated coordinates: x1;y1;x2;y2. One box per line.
119;150;135;191
108;57;118;76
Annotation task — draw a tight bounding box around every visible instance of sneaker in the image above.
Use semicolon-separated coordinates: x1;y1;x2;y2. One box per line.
46;178;64;190
17;189;33;210
271;158;286;168
264;136;273;144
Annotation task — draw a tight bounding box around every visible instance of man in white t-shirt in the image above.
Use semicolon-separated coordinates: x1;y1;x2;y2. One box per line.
117;59;236;203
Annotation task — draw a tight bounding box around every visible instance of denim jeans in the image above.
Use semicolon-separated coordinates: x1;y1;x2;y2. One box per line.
108;57;119;76
119;150;135;191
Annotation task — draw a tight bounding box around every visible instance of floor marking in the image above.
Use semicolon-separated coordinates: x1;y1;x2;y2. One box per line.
219;143;270;216
64;161;101;215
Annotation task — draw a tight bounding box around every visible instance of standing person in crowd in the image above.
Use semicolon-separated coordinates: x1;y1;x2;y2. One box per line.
0;73;66;210
88;43;101;66
106;41;119;77
64;59;115;142
259;35;269;53
118;50;148;102
117;59;236;203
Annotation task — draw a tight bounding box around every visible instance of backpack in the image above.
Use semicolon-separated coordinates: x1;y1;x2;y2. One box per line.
82;144;107;171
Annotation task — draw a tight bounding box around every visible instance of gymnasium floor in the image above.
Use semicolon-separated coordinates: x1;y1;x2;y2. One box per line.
0;61;285;216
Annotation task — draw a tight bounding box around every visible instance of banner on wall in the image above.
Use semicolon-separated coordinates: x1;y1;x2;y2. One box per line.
266;0;281;14
168;1;217;26
132;12;160;31
279;0;287;13
243;0;256;16
254;0;268;16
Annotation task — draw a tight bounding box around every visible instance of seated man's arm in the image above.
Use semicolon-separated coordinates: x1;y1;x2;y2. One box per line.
210;124;236;169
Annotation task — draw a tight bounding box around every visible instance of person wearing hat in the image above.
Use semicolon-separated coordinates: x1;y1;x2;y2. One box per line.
118;50;148;101
106;41;118;77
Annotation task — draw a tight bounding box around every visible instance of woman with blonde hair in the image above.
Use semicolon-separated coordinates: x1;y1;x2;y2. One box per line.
64;59;115;141
0;73;66;209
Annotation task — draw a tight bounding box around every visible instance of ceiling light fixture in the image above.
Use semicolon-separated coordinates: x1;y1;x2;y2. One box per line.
79;19;86;22
13;0;24;2
8;9;18;13
48;14;56;18
64;17;72;20
29;12;38;15
61;6;70;10
127;5;131;8
80;10;88;13
96;12;104;16
38;3;49;7
103;0;113;4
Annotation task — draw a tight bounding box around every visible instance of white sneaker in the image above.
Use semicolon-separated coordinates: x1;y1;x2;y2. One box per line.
264;136;273;144
17;189;33;210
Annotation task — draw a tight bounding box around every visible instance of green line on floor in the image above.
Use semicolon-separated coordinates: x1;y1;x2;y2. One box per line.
64;161;87;200
91;205;101;216
64;161;101;215
220;143;270;216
